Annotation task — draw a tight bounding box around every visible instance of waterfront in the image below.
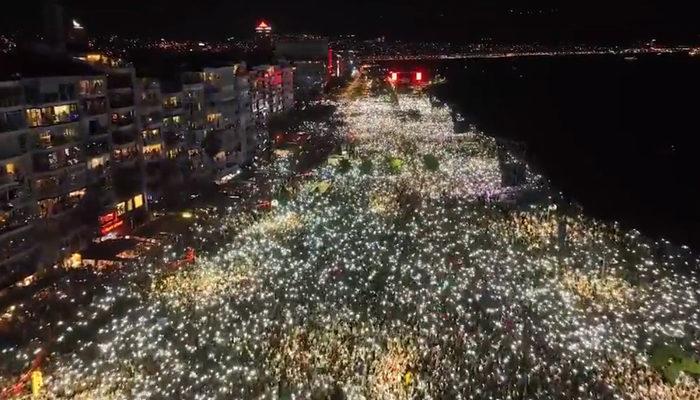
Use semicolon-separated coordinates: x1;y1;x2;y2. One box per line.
428;53;700;249
1;80;699;398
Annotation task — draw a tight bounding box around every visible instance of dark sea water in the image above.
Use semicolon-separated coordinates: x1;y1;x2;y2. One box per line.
388;54;700;249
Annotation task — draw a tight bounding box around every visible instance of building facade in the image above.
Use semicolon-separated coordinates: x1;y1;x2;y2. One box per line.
0;80;37;287
0;54;293;289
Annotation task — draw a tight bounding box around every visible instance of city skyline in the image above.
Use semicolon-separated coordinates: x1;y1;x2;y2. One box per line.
2;1;700;43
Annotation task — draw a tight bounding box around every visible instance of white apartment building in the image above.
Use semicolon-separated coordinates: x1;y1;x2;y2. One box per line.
82;55;148;237
181;71;208;178
202;65;244;183
0;80;37;287
138;78;165;203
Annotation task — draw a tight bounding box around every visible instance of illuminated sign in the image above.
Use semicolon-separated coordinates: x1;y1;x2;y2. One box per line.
99;212;116;225
99;210;124;236
390;72;398;82
415;72;422;81
100;219;124;236
134;194;144;208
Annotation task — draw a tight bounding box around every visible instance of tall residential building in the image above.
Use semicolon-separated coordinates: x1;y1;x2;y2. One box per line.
24;75;95;265
0;53;121;285
250;64;294;121
234;67;256;165
138;78;165;204
81;75;113;221
160;79;188;187
181;71;208;178
0;81;37;287
82;55;148;236
0;51;294;289
202;65;244;183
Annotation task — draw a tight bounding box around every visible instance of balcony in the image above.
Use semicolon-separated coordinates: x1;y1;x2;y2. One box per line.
112;145;140;165
85;140;111;157
163;95;183;110
0;85;24;109
0;159;29;187
25;85;77;105
87;163;111;184
112;129;138;146
88;120;110;136
109;95;134;109
141;97;162;108
0;116;26;133
142;129;162;145
143;151;163;163
0;135;28;161
34;170;87;200
111;112;135;128
33;125;81;150
0;228;36;270
79;79;106;98
163;130;184;146
141;112;163;128
162;116;184;132
37;189;86;218
0;204;35;236
25;104;80;128
83;98;108;115
32;147;84;173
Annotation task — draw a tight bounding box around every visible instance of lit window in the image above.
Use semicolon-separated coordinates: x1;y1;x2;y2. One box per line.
26;109;42;127
39;131;52;147
127;199;133;211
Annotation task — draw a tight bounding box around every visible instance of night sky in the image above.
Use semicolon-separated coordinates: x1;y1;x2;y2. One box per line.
3;0;700;43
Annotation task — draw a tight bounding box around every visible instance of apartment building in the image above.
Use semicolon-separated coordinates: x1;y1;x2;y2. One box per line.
24;75;100;266
181;71;208;178
201;65;244;183
250;64;293;120
0;52;294;288
101;62;148;236
0;55;121;285
160;80;188;186
234;67;256;165
0;80;37;288
138;78;165;203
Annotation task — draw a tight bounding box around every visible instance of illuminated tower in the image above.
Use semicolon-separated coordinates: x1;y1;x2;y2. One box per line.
255;21;272;37
252;20;274;62
255;21;273;48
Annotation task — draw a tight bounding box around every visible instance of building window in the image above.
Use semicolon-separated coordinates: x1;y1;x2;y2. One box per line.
26;109;42;127
3;163;16;176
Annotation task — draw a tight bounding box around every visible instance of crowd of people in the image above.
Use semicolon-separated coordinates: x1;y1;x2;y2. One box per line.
1;93;699;399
